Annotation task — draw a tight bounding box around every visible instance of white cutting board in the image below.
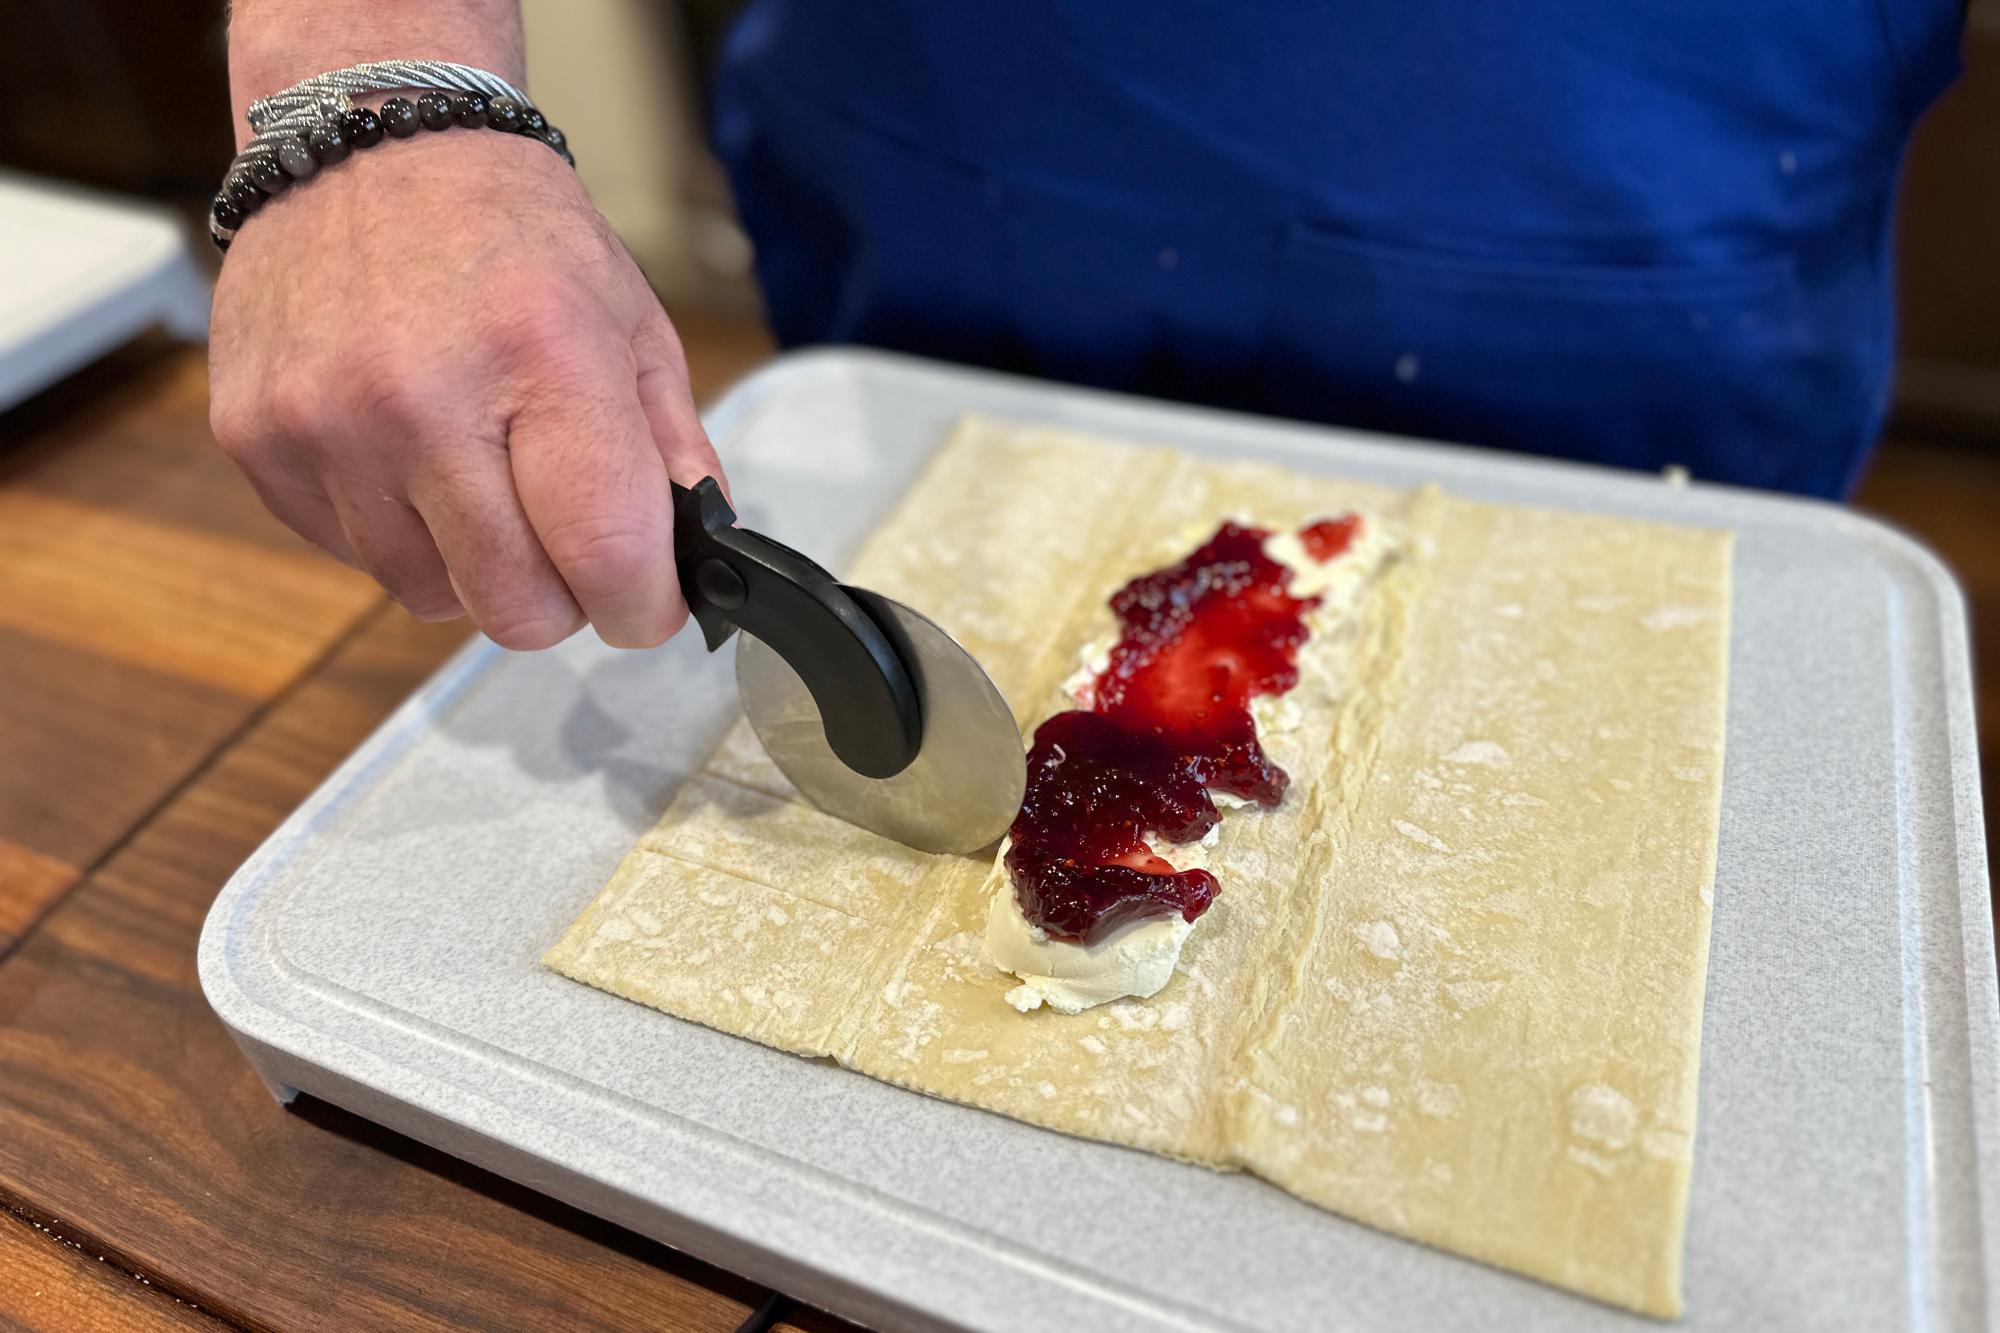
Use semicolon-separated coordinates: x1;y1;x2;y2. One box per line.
200;348;2000;1333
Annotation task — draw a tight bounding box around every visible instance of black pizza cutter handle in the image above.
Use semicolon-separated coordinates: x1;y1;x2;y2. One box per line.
670;477;922;780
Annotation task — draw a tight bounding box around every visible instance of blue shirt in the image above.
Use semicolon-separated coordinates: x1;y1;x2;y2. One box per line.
713;3;1961;496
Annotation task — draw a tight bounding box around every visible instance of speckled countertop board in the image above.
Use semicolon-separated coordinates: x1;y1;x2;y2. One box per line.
200;349;2000;1333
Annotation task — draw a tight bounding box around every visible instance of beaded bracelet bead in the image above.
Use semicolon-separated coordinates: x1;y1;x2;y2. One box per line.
212;86;572;252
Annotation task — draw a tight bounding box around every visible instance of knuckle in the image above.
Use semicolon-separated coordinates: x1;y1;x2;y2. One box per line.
208;395;262;463
347;534;458;620
482;604;583;651
489;287;606;370
265;376;333;446
637;311;688;366
344;349;437;432
383;575;463;623
540;513;657;596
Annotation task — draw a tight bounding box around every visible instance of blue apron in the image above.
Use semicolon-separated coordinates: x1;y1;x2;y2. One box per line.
713;3;1960;496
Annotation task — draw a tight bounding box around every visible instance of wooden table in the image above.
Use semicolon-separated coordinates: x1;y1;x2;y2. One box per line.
0;324;849;1333
1;325;1994;1332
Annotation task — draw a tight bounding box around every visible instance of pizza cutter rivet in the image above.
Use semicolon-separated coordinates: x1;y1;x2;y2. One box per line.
696;557;748;610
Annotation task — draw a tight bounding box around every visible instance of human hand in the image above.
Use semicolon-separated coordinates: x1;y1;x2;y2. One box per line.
208;126;724;649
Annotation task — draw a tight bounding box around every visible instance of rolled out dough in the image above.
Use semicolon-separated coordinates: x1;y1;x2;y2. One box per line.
545;416;1731;1317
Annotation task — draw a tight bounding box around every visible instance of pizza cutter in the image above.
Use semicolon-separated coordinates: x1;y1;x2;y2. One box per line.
669;477;1025;855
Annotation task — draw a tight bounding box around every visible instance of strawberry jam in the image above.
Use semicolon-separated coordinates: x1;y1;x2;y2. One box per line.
1005;516;1364;945
1299;514;1363;563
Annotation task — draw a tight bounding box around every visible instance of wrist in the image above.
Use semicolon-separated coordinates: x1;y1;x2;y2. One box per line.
228;0;525;148
210;64;571;250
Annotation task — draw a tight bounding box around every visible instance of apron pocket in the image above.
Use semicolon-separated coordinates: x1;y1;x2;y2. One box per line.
997;175;1281;409
1259;223;1843;488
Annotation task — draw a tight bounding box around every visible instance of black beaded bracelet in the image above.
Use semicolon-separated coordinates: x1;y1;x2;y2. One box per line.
212;91;573;251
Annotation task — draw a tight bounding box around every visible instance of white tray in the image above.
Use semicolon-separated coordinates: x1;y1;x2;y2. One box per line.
199;349;1999;1333
0;171;210;411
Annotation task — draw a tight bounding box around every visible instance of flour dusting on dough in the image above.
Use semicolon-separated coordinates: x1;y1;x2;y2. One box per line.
1568;1083;1638;1150
1353;920;1403;961
1443;978;1504;1011
1443;740;1509;766
1567;1145;1619;1176
1394;820;1453;853
1416;1081;1463;1119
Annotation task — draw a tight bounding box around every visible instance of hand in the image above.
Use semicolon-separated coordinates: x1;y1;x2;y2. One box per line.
208;127;724;649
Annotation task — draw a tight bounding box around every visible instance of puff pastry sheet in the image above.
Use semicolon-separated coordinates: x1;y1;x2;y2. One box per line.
546;417;1731;1316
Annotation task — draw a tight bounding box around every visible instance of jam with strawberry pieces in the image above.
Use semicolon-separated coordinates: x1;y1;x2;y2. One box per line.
1004;712;1220;943
1299;513;1362;563
1006;515;1366;945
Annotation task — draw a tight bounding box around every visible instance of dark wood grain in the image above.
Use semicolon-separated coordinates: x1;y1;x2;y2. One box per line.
0;339;316;555
0;607;761;1333
0;1209;224;1332
0;629;244;877
0;399;379;699
0;841;76;955
0;342;380;932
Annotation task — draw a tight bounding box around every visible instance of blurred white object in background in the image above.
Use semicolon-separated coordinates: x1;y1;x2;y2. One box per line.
0;171;209;414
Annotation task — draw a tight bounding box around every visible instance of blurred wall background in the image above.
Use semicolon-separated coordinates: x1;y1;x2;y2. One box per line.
0;0;762;315
1895;2;2000;443
0;0;1992;440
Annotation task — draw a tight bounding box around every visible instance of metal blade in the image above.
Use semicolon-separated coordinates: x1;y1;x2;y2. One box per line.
735;591;1024;854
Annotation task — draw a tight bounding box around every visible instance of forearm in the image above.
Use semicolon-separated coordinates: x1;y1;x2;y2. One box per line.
226;0;526;147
